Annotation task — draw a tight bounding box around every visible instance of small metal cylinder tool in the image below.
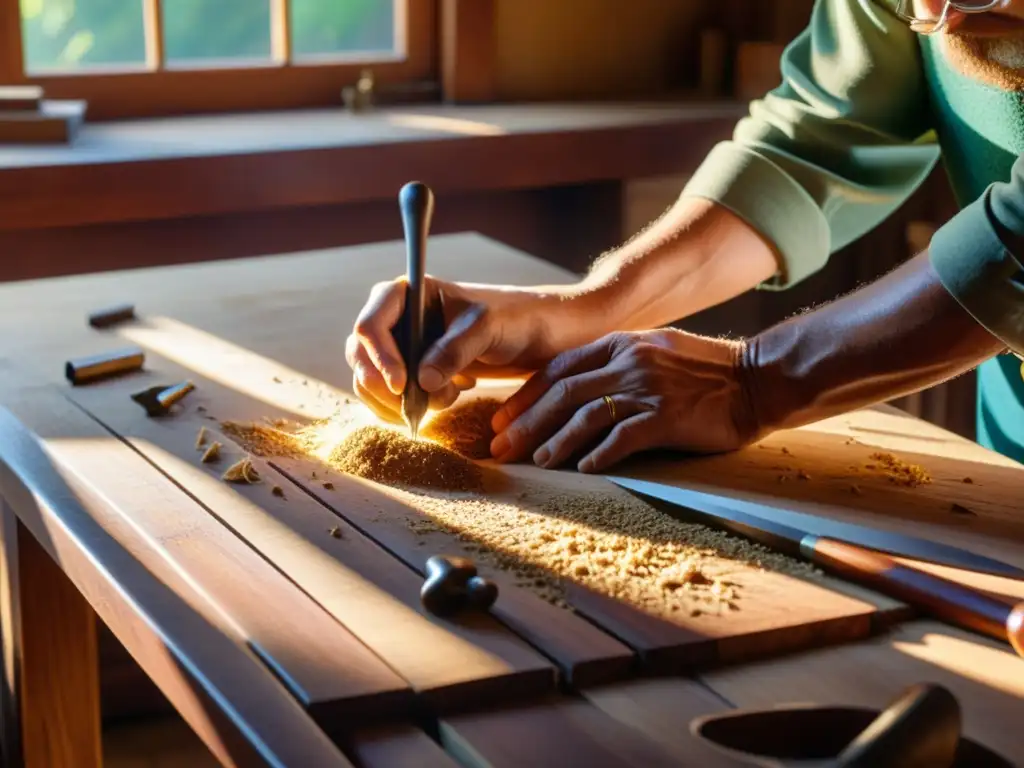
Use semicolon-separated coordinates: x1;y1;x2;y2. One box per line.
65;347;145;385
397;181;435;439
88;303;135;329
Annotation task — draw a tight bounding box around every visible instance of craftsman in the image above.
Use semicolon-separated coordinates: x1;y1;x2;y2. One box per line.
347;0;1024;473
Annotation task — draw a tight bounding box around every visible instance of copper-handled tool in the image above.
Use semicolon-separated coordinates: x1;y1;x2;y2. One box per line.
397;181;435;439
609;477;1024;658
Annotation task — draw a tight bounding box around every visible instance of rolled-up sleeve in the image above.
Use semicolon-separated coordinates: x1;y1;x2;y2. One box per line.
930;155;1024;356
684;0;939;289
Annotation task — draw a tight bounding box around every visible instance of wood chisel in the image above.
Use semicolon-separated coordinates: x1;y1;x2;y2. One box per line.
397;181;434;439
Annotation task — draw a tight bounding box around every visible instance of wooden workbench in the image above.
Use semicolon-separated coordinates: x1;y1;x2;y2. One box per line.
0;233;1020;767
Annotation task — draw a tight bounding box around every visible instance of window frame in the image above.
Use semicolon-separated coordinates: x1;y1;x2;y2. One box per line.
0;0;438;120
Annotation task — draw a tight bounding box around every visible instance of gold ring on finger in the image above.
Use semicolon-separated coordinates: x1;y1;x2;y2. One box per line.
603;395;617;423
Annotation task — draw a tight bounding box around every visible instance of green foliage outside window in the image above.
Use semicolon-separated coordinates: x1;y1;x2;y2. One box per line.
19;0;396;71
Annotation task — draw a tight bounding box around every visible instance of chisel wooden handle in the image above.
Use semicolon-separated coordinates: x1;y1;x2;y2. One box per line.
806;537;1024;657
398;181;434;437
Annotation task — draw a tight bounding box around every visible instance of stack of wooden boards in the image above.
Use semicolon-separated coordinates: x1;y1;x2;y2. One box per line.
0;85;87;144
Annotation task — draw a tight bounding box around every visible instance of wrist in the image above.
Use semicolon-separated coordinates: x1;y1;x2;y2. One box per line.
739;324;807;436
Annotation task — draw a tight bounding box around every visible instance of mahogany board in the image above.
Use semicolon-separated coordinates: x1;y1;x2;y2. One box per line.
63;333;905;676
438;696;690;768
0;378;415;731
63;375;558;714
700;619;1024;762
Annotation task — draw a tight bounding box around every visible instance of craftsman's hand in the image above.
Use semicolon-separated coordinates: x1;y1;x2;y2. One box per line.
346;276;599;422
489;329;760;472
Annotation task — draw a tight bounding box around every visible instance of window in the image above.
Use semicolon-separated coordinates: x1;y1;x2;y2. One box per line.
0;0;438;119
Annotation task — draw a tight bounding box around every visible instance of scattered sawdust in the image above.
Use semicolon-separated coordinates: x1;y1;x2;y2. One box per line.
422;398;501;459
868;451;932;488
271;485;285;498
200;442;221;464
399;481;820;617
323;481;334;490
222;457;260;484
220;421;305;459
327;426;483;492
195;426;208;450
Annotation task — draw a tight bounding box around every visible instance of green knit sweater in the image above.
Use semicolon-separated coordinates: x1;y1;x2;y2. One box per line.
684;0;1024;461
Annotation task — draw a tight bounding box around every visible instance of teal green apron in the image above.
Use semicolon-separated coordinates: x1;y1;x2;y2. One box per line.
920;39;1024;463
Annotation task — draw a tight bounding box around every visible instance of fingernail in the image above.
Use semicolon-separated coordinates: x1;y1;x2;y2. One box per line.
533;447;551;467
492;407;510;432
419;366;444;392
490;432;510;458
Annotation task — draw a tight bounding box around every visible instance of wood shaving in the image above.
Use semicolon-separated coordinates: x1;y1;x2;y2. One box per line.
322;481;334;490
329;526;343;539
200;442;221;464
271;486;285;498
962;477;974;485
222;457;260;484
195;426;208;450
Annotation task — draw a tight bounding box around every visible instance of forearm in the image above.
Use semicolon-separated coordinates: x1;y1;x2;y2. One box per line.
747;251;1006;433
573;196;779;333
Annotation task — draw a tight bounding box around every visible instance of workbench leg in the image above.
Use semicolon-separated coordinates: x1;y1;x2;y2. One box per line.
0;501;102;768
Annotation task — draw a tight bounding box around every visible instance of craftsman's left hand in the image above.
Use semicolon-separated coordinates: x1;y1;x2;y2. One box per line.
488;329;760;472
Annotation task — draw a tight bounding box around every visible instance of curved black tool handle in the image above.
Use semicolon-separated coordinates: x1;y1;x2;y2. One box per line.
836;683;960;768
398;181;435;435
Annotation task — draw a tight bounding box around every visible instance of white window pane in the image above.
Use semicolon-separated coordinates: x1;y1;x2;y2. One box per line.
163;0;271;65
20;0;146;72
291;0;396;60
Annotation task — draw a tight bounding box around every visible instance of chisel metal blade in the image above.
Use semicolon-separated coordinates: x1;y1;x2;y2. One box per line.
607;477;1024;580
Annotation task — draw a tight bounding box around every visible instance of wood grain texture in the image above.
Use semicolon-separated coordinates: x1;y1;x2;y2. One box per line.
0;506;102;768
272;460;636;688
582;678;745;767
701;620;1024;762
66;374;557;714
0;405;352;767
442;0;497;103
0;105;745;232
439;696;685;767
1;379;415;732
346;725;460;768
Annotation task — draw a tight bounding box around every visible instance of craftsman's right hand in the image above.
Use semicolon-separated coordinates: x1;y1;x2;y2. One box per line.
346;276;597;422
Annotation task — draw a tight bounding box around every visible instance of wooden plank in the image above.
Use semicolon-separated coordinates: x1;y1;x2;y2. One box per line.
0;107;745;231
0;507;102;768
0;404;352;767
272;461;636;687
58;313;902;675
441;0;497;103
1;379;415;732
346;725;459;768
701;620;1024;762
582;678;746;767
65;374;558;714
438;697;687;767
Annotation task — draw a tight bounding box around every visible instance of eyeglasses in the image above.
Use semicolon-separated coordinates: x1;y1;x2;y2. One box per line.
895;0;1007;34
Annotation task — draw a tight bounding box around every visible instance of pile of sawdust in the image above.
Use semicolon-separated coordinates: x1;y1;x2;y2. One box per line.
422;398;502;460
400;481;821;617
868;451;932;488
327;426;483;492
